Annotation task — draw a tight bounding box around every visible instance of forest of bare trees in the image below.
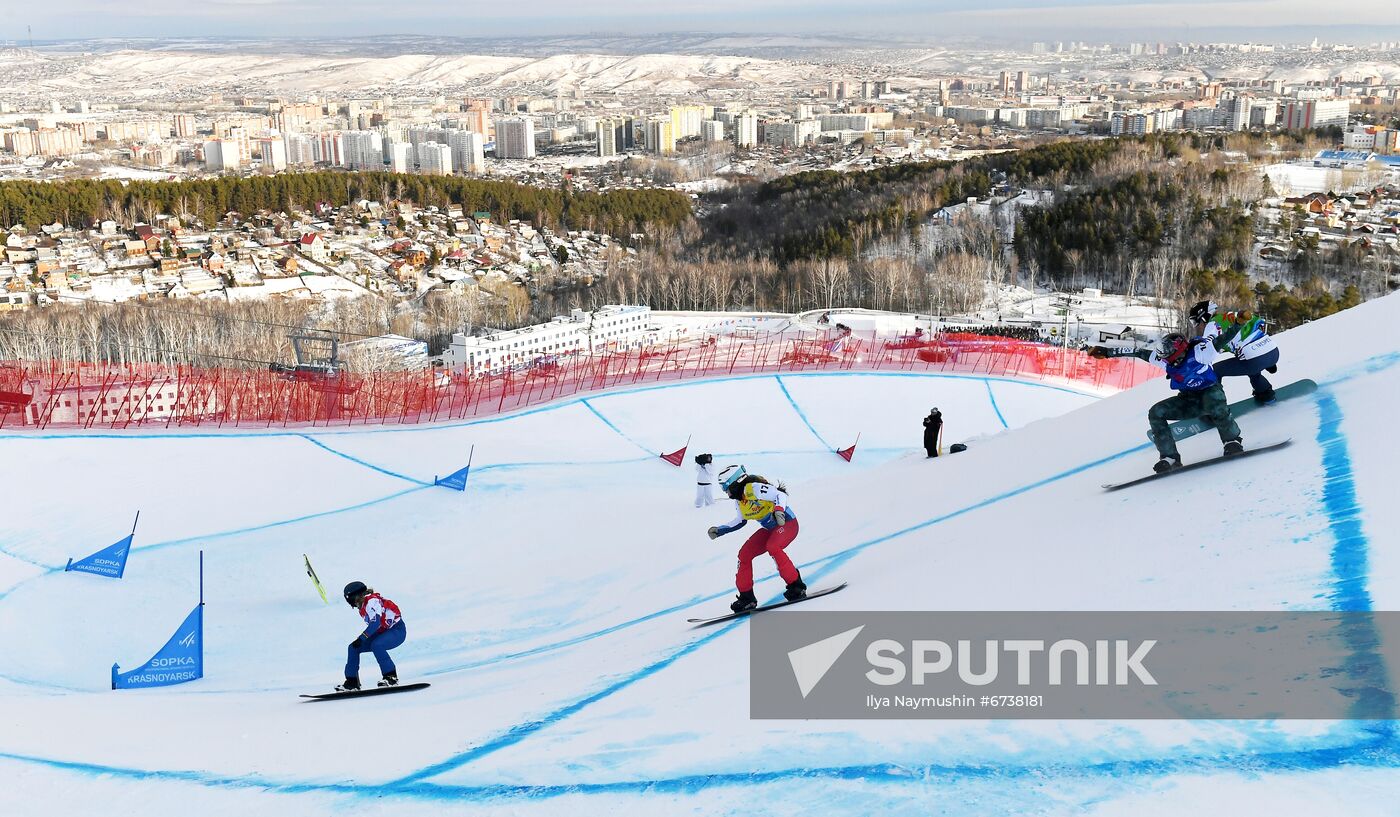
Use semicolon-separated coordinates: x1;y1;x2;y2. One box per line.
0;289;526;370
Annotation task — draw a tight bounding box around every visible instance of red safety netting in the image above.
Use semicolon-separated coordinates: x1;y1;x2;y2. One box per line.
0;330;1159;431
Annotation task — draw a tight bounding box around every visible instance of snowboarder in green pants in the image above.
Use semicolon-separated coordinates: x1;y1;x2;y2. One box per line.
1093;333;1243;472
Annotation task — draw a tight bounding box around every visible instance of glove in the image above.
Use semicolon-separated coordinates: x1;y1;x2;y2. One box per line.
350;636;367;650
707;526;720;540
773;509;788;527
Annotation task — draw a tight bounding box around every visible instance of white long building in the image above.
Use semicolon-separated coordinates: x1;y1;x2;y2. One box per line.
440;305;655;375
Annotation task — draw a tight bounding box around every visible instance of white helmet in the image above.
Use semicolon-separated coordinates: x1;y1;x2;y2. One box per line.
718;464;747;493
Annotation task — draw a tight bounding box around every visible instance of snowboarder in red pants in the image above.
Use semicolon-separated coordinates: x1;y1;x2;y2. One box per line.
708;464;805;613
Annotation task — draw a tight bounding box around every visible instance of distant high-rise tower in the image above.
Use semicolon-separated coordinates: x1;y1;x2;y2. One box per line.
203;139;243;171
417;142;452;175
494;117;536;159
342;130;383;170
735;113;759;148
645;118;675;154
449;130;485;173
388;140;413;173
172;114;197;139
258;137;288;171
596;119;617;157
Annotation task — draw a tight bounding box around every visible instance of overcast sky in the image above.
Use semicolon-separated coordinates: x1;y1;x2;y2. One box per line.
10;0;1400;42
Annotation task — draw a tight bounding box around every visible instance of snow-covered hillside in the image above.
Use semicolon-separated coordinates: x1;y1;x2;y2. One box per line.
0;50;795;95
7;46;1395;97
1;294;1398;816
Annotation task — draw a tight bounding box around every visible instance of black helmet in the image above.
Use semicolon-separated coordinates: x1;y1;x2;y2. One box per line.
1160;333;1190;365
694;453;712;465
343;580;368;607
1189;300;1217;324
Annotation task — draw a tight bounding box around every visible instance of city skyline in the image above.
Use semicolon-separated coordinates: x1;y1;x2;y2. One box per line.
10;0;1400;44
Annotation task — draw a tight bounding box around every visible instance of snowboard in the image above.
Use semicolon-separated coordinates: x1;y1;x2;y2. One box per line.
1102;439;1292;492
688;583;847;627
1147;379;1316;443
300;682;430;701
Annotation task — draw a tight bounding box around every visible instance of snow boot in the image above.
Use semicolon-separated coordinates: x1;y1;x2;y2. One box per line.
730;590;758;613
378;672;398;688
784;578;808;602
335;677;361;692
1153;455;1182;474
1253;389;1276;406
1223;438;1245;457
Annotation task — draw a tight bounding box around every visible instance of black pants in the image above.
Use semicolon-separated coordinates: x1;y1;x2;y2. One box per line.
1213;348;1279;398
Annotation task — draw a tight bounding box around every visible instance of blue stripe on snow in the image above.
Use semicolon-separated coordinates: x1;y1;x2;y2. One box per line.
774;375;832;450
296;435;431;485
1313;391;1394;723
1314;392;1373;612
393;618;747;786
579;398;656;455
2;724;1397;804
985;379;1008;429
0;485;436;605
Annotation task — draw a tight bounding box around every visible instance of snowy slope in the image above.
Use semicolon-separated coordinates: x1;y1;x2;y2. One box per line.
1;296;1399;817
0;50;792;95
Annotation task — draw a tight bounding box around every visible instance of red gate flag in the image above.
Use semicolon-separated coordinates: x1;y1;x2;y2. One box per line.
836;433;860;462
661;435;691;466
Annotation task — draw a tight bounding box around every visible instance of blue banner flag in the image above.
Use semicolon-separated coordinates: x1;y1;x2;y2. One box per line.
66;534;133;579
435;465;470;491
435;445;474;491
112;604;204;690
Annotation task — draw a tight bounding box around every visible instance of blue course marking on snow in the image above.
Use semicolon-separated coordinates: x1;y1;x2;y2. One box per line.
1314;392;1373;613
421;590;738;676
1312;391;1394;724
0;542;59;571
393;617;748;786
984;379;1009;429
579;398;656;455
0;484;437;607
1318;350;1400;389
471;455;659;474
296;434;431;485
773;375;832;450
132;484;436;555
3;721;1398;806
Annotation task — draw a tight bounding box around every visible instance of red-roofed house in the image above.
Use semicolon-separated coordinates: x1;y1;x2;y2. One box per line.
299;233;329;263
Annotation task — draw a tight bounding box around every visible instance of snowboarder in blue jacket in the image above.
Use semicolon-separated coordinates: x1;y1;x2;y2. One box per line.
1094;332;1244;473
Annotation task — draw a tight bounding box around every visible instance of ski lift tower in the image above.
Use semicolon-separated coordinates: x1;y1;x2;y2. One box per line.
290;332;341;378
1053;293;1076;350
